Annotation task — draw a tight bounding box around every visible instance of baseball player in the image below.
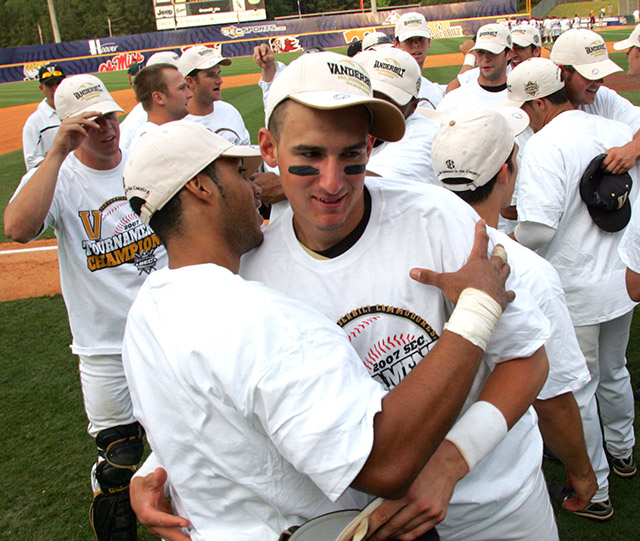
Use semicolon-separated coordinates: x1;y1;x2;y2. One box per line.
437;23;512;112
510;24;542;68
22;63;66;171
4;74;168;540
613;24;640;78
128;63;192;149
358;47;439;184
179;45;251;145
121;118;515;541
550;28;640;175
393;12;447;108
119;50;181;153
429;106;602;517
132;51;556;541
509;59;638;498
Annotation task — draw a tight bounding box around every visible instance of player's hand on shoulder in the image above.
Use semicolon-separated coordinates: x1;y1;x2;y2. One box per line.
410;220;515;310
53;112;100;157
130;467;191;541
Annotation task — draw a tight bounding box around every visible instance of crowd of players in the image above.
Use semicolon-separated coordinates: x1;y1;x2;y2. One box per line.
7;11;640;541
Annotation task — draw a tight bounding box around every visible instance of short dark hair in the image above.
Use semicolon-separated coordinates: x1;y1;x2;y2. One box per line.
133;64;176;111
544;85;570;105
129;161;220;243
449;145;517;205
267;99;290;142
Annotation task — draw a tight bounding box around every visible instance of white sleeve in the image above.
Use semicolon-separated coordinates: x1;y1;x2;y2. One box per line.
22;118;44;170
619;198;640;273
594;87;640;134
258;61;286;111
514;221;557;251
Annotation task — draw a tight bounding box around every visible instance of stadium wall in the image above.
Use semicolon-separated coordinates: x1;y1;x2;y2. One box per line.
0;0;514;84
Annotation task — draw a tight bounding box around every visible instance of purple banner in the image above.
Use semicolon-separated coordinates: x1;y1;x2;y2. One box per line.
0;0;515;84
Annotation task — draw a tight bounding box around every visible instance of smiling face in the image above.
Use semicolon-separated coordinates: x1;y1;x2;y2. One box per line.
213;157;264;255
511;44;541;67
259;101;374;252
562;66;603;105
394;36;430;69
77;112;121;169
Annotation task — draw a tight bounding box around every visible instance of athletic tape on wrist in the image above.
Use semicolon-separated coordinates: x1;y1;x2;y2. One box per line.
445;400;508;471
463;53;476;67
443;288;503;350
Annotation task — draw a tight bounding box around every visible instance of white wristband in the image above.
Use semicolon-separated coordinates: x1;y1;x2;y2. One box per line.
443;288;503;350
445;401;508;471
463;53;476;67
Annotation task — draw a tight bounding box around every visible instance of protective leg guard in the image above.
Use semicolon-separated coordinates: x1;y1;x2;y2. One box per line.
90;422;144;541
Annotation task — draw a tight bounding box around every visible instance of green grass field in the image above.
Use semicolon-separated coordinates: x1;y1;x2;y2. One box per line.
1;33;639;540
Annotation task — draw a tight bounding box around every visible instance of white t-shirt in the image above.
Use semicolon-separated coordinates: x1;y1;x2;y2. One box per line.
367;112;439;185
517;110;638;326
619;196;640;273
123;264;384;540
119;102;147;154
241;177;550;509
437;79;507;112
129;120;159;151
579;85;640;135
456;64;512;87
13;152;167;355
493;231;590;400
184;101;251;145
418;75;446;109
22;99;61;170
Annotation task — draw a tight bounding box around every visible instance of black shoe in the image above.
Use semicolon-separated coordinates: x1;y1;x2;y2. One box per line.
573;499;614;521
610;454;637;477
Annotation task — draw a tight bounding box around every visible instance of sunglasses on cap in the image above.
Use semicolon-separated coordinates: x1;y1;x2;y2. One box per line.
41;69;64;79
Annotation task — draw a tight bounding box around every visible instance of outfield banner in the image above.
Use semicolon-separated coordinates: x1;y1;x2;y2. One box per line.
0;0;514;84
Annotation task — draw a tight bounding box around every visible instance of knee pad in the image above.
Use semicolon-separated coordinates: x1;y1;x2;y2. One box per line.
96;422;145;472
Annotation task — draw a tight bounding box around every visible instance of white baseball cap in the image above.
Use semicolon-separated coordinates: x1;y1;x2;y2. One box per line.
550;29;622;80
178;45;231;77
430;108;529;191
361;31;393;51
503;57;565;107
264;52;406;142
394;12;432;42
123;121;263;225
511;24;542;48
357;47;421;106
613;24;640;51
146;51;180;67
471;24;513;54
54;74;124;120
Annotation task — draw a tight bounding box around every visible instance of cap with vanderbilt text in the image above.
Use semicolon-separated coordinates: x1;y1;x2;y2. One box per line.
357;47;421;106
503;57;565;108
394;12;432;42
178;45;231;77
550;29;622;80
264;52;406;142
471;24;513;54
38;63;66;84
54;74;124;120
124;121;263;225
511;24;542;48
430;108;529;191
580;153;633;232
362;31;393;51
613;24;640;51
147;51;180;67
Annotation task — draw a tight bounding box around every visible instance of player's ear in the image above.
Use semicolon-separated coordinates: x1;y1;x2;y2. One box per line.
185;173;215;200
366;134;375;158
152;90;165;105
496;163;509;186
258;128;278;168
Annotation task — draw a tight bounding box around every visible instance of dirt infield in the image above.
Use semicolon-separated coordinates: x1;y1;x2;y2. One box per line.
2;49;640;301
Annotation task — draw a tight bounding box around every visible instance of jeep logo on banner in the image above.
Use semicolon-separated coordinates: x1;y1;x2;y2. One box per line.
155;6;174;17
88;39;119;55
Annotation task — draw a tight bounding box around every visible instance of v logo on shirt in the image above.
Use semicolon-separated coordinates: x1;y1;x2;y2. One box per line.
78;210;102;240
